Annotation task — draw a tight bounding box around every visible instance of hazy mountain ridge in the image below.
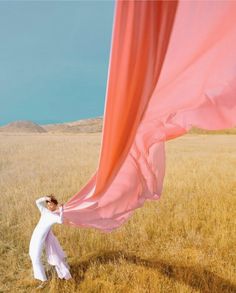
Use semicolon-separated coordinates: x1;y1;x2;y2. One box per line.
42;116;103;133
0;120;47;133
0;117;235;134
0;117;103;133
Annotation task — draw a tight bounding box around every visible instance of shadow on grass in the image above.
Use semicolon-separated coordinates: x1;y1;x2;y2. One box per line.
70;250;236;293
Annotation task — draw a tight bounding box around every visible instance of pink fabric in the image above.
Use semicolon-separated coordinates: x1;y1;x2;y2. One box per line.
60;0;236;232
45;230;72;280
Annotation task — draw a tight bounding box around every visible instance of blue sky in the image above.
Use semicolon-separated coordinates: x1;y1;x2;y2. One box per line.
0;0;115;126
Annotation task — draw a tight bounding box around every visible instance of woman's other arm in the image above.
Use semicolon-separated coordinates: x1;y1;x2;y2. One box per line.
57;204;64;224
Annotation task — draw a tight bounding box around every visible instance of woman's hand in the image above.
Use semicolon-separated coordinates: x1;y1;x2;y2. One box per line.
59;203;64;208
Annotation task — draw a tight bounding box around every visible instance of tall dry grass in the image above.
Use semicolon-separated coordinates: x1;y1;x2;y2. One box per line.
0;132;235;292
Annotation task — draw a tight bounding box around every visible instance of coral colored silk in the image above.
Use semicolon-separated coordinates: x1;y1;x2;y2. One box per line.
61;0;236;232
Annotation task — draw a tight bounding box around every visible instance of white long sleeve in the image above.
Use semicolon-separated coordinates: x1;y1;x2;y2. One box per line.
35;196;48;213
35;196;63;224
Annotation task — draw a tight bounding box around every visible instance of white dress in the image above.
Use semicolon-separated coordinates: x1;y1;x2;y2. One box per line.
29;196;70;281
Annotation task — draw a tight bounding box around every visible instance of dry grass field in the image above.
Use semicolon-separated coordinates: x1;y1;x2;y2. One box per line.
0;132;235;293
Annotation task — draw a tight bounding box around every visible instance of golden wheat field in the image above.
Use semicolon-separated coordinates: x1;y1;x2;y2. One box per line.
0;132;235;293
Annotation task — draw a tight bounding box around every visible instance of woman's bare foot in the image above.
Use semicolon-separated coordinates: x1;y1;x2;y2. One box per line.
36;281;48;289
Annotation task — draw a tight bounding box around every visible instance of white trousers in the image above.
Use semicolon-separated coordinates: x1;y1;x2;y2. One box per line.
29;245;47;281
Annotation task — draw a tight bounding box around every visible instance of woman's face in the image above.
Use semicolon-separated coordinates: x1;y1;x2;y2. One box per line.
46;201;57;211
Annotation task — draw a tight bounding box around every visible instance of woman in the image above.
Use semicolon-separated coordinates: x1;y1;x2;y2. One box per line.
29;194;72;288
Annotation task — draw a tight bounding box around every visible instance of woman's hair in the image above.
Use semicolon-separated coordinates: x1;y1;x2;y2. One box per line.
46;194;58;205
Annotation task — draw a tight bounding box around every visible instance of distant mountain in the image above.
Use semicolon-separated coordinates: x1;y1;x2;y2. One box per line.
0;117;103;133
0;117;235;134
188;126;236;135
42;116;103;133
0;120;47;133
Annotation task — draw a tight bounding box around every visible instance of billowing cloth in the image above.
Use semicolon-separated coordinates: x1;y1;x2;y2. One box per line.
59;0;236;232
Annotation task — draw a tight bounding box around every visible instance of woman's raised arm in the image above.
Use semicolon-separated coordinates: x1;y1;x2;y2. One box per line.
35;196;50;213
